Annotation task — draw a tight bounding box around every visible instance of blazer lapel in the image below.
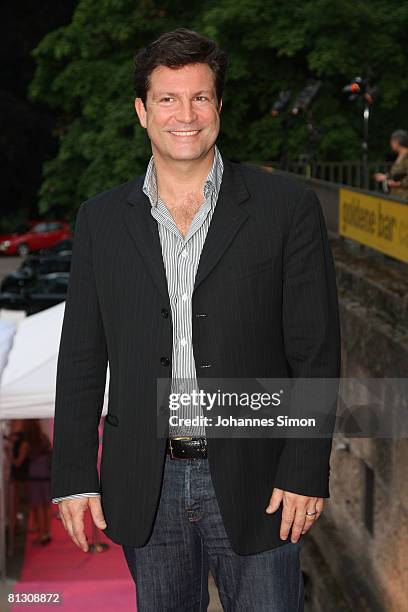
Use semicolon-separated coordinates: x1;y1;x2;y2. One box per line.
122;158;250;302
193;159;250;294
123;177;170;304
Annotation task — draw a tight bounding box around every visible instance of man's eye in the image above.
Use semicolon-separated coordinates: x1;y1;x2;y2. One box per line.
160;97;174;103
195;96;208;102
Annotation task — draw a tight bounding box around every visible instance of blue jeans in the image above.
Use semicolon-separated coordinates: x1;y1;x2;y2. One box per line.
122;454;304;611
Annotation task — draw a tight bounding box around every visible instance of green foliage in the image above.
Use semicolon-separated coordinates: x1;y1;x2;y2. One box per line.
29;0;408;215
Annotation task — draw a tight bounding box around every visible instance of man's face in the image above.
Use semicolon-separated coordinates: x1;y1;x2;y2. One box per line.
135;63;222;162
390;138;398;153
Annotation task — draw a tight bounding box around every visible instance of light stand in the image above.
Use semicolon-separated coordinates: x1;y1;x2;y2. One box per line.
362;103;370;190
342;78;380;190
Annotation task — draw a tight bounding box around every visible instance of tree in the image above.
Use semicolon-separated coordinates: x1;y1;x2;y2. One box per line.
1;0;77;229
29;0;408;216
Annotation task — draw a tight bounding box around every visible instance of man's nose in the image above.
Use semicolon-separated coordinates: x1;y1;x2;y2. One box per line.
175;99;198;123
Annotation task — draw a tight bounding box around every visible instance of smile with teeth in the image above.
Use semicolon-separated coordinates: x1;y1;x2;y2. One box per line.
169;130;200;136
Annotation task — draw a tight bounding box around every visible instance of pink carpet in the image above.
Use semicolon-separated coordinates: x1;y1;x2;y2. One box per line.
12;420;136;611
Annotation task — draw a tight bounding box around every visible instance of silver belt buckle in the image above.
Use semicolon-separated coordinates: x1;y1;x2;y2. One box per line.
168;436;193;459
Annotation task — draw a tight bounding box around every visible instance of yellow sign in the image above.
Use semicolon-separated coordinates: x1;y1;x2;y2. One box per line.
339;188;408;263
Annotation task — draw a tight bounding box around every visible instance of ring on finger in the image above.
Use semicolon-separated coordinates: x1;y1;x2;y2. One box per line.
305;510;317;517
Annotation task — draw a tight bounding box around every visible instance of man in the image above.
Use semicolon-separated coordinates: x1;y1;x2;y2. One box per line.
51;28;341;611
373;129;408;200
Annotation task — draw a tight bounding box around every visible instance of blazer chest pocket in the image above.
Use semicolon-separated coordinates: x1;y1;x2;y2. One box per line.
231;255;277;282
105;413;119;427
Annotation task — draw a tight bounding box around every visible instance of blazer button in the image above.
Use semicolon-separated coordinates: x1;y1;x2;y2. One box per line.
160;357;170;367
161;308;169;318
106;414;119;426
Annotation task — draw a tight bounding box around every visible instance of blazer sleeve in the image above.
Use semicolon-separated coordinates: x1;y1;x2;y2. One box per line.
51;201;108;499
273;187;341;498
52;492;101;504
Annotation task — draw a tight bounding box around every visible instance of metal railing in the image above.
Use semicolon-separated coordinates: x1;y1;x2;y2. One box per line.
262;161;394;192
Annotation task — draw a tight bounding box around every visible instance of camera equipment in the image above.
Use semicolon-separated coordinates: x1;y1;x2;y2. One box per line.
381;172;406;193
291;81;321;115
269;81;322;172
391;172;407;182
270;90;291;116
342;76;364;101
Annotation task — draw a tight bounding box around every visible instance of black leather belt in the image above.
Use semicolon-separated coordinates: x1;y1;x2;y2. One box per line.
167;437;207;459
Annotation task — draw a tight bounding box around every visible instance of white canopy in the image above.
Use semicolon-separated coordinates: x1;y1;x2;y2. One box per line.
0;318;17;380
0;302;109;420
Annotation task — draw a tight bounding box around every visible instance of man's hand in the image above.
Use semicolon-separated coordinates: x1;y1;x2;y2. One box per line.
265;488;323;543
374;172;387;182
386;179;401;188
59;497;107;552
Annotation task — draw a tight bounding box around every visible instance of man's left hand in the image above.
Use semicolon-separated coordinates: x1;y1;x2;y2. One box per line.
265;488;323;543
387;179;401;188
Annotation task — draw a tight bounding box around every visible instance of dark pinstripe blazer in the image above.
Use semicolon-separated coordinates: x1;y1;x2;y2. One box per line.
51;157;341;554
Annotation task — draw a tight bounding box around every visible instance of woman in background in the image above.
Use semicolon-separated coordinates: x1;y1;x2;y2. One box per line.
5;419;30;554
24;420;53;545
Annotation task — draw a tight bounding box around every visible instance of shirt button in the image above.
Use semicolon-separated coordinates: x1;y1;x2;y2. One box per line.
179;338;187;347
181;249;188;257
182;293;188;301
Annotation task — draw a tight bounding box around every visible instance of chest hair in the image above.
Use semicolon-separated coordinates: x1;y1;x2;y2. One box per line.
162;191;205;237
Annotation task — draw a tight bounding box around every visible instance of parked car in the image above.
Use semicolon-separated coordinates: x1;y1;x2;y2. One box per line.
2;255;71;289
0;272;70;314
24;274;70;314
0;246;72;313
37;238;73;257
18;241;73;275
0;221;71;256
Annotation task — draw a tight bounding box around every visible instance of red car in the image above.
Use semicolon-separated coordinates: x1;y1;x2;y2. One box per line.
0;221;72;256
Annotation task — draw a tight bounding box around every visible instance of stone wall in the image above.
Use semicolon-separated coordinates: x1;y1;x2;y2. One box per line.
301;237;408;612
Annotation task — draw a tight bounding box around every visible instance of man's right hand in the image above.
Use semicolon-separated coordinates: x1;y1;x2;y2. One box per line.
58;496;107;552
374;172;387;182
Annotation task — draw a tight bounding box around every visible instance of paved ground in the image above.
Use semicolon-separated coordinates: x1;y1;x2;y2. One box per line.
0;515;222;612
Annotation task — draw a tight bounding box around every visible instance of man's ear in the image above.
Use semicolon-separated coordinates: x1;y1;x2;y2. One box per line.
134;97;147;128
218;98;223;114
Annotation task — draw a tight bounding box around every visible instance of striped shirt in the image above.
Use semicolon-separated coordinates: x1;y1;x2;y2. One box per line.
52;145;224;503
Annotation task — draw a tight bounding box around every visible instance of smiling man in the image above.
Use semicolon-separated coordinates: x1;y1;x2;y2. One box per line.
51;28;341;611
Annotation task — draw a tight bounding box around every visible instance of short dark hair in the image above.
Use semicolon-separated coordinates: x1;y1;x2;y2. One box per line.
133;28;228;107
391;129;408;148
